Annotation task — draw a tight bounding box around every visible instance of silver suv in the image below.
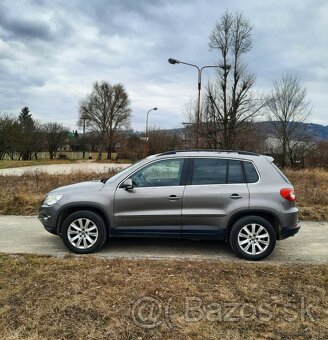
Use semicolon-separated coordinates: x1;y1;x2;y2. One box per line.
38;150;300;260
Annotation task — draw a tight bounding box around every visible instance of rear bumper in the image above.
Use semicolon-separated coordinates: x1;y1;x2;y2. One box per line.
280;223;300;240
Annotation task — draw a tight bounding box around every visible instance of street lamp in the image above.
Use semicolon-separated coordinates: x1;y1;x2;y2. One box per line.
144;107;158;156
168;58;231;148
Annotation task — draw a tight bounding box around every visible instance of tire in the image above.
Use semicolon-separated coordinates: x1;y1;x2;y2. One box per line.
61;210;108;254
229;216;276;261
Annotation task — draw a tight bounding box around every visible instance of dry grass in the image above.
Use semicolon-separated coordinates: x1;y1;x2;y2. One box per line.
0;254;327;339
0;159;79;170
0;170;116;215
0;168;327;221
285;168;328;221
95;158;133;164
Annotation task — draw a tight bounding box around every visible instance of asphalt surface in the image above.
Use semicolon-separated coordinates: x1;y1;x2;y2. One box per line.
0;216;327;263
0;162;130;176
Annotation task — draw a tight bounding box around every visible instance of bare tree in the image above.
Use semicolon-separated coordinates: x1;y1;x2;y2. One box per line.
30;122;46;160
267;73;312;167
147;128;184;155
0;114;15;159
43;123;67;159
307;141;328;168
183;97;199;147
190;11;264;149
79;81;131;160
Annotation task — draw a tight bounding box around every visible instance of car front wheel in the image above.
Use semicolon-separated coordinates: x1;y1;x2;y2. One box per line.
230;216;276;261
61;210;108;254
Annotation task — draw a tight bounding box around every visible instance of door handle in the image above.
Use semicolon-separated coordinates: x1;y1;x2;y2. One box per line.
229;193;242;199
168;195;180;201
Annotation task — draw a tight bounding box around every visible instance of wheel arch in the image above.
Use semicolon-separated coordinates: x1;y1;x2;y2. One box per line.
56;203;111;236
225;210;281;241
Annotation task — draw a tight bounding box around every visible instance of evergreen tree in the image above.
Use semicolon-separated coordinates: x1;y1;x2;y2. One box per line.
19;107;33;129
18;107;35;160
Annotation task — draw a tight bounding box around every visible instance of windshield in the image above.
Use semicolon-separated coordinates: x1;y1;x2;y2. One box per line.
104;159;144;184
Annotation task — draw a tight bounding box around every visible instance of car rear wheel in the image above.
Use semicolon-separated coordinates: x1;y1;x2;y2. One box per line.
61;211;108;254
230;216;276;261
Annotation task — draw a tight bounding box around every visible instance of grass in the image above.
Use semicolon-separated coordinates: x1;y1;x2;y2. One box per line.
0;171;115;215
95;158;133;164
0;254;327;339
285;168;328;221
0;152;118;164
0;168;327;221
0;157;132;170
0;159;79;169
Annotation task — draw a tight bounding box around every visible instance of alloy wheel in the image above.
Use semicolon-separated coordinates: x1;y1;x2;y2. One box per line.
237;223;270;255
67;218;99;249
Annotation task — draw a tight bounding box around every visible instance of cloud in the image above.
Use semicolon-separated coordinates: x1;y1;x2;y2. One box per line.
0;0;327;131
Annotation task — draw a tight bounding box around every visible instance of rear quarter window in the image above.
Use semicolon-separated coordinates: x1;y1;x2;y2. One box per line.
243;161;259;183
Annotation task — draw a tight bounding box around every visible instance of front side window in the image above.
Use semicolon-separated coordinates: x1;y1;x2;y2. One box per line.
130;159;184;187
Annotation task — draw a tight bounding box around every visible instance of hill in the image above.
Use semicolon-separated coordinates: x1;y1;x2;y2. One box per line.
137;122;328;141
253;121;328;141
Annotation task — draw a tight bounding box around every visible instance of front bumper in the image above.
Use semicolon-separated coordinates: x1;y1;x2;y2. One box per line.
280;222;300;240
38;205;59;235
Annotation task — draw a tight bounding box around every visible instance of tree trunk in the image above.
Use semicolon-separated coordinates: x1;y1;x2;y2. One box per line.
49;150;55;160
97;133;105;161
107;141;113;160
281;136;287;168
97;148;102;161
107;131;114;160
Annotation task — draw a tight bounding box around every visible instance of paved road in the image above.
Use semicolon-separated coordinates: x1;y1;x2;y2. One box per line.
0;163;130;176
0;216;327;263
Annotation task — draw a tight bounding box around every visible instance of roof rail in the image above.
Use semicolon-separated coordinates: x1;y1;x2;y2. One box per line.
157;149;259;156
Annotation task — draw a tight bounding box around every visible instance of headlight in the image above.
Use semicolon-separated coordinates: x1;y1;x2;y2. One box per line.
43;194;63;206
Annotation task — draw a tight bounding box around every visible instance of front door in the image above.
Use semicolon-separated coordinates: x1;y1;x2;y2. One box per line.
113;158;187;236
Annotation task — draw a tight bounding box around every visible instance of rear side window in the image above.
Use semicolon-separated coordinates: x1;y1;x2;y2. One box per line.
192;158;227;185
191;158;245;185
243;161;259;183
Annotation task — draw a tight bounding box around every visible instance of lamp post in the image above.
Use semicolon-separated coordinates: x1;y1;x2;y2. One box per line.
168;58;231;148
144;107;158;156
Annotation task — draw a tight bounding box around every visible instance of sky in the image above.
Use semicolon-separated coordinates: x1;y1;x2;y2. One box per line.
0;0;327;132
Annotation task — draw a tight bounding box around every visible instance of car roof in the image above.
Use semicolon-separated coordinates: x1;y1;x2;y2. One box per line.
150;149;265;160
158;149;259;156
147;150;275;163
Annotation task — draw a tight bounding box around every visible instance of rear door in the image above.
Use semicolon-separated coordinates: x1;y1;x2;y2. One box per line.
181;157;249;238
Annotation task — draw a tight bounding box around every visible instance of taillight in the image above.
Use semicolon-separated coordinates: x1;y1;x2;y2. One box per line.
280;188;296;202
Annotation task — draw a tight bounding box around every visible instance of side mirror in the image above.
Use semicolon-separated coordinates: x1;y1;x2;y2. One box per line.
123;178;133;190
